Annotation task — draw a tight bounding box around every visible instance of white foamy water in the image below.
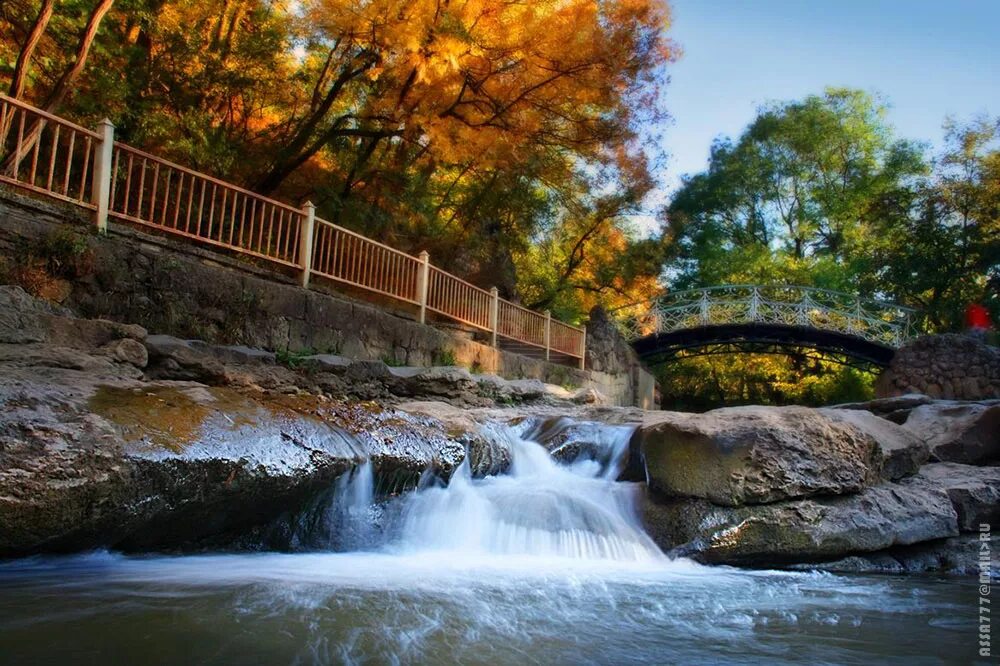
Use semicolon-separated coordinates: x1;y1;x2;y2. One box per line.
393;421;661;561
0;419;981;664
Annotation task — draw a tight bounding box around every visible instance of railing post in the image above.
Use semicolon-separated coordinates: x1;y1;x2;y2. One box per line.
489;287;499;347
417;250;430;324
544;309;551;361
578;327;586;370
91;118;115;233
299;201;315;288
749;287;760;321
699;290;709;325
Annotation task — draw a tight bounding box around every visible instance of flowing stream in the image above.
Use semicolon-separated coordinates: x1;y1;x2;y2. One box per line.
0;419;980;664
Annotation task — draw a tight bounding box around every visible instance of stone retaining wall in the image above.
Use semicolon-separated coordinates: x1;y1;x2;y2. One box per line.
0;192;655;406
876;334;1000;400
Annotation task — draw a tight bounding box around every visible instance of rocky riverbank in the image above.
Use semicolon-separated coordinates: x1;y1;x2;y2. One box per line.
1;284;997;575
0;286;618;557
639;398;999;574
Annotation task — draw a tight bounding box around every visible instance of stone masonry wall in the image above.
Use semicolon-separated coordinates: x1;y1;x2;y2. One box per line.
0;192;652;405
876;333;1000;400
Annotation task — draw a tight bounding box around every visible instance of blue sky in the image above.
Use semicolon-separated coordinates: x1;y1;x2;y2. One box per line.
656;0;1000;197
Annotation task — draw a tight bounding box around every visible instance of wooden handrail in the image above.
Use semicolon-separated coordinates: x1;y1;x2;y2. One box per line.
0;94;587;364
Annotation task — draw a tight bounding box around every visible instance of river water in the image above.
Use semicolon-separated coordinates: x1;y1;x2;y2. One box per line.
0;420;983;664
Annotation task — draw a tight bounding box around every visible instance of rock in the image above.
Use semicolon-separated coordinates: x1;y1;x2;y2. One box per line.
395;366;478;399
903;402;1000;464
191;342;275;366
0;285;145;350
0;285;68;343
102;338;149;368
787;534;989;576
504;379;548;400
644;477;959;565
640;406;882;506
821;408;928;480
831;393;934;424
877;334;1000;400
572;387;608;405
344;359;392;382
917;463;1000;531
305;354;353;373
522;415;636;474
144;334;227;382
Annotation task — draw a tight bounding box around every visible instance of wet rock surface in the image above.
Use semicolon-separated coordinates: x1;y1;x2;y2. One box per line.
644;478;959;565
0;287;565;556
639;400;998;574
640;406;890;506
3;285;998;576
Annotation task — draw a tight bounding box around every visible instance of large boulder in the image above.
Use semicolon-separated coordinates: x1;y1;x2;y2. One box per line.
903;402;1000;464
644;478;959;565
821;408;928;480
639;406;922;507
917;463;1000;531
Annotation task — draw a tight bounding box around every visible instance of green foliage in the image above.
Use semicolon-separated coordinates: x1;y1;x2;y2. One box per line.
432;349;458;367
667;88;998;330
276;348;314;370
658;352;875;412
659;88;999;409
380;353;406;367
32;227;94;279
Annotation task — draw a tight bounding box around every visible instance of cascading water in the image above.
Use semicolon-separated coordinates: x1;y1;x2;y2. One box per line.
290;418;660;562
394;421;661;560
0;416;979;664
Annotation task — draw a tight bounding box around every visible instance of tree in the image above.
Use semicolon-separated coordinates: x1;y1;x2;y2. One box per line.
0;0;675;320
875;116;1000;329
666;88;927;294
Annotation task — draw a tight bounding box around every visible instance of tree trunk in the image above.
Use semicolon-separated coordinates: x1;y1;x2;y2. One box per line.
4;0;116;175
7;0;55;100
41;0;117;114
1;0;55;147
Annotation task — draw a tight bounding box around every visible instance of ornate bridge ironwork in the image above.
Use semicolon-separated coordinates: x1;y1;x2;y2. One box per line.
622;285;919;369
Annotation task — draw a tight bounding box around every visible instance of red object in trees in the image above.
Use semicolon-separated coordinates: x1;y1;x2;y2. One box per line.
966;303;992;329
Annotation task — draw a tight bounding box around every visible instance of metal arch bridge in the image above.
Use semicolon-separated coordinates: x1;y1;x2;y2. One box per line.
621;285;920;369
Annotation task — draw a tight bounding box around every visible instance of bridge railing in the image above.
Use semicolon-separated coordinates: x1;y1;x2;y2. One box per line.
623;285;918;348
0;93;585;367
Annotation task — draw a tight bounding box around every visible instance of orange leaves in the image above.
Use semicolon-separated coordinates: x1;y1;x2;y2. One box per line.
296;0;673;171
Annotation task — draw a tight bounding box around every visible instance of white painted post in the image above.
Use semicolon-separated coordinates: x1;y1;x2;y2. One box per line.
544;309;551;362
578;327;586;370
489;287;499;347
417;250;430;324
91;118;115;233
299;201;315;288
699;290;710;324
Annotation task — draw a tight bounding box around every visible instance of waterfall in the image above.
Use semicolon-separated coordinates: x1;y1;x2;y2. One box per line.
313;418;662;562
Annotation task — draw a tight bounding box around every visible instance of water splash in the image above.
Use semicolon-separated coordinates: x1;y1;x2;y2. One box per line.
321;419;662;561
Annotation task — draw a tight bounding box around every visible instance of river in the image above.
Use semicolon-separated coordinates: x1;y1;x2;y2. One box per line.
0;418;981;664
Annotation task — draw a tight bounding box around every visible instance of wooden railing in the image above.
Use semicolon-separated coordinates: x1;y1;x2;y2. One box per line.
0;95;98;211
109;142;305;268
0;93;586;367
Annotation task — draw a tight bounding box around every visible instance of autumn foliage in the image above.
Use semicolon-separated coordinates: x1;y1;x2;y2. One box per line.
0;0;675;322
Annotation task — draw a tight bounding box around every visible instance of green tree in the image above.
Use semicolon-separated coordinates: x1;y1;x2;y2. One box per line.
666;88;927;294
